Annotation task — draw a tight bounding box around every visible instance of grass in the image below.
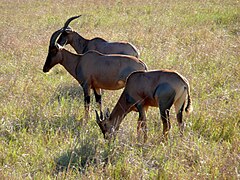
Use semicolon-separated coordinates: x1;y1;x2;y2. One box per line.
0;0;239;179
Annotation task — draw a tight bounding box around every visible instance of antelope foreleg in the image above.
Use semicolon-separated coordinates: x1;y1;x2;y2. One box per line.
82;83;91;120
93;88;102;113
84;95;90;119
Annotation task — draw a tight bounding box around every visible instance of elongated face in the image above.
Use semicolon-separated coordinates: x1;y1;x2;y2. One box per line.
96;110;114;140
43;29;64;73
43;15;82;72
43;46;61;73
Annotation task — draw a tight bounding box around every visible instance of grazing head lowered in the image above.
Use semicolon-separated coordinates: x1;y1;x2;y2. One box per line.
56;15;140;57
43;29;147;119
96;70;193;142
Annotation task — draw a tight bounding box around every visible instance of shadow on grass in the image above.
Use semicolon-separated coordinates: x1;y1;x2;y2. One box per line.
54;134;107;176
55;144;96;174
48;83;83;105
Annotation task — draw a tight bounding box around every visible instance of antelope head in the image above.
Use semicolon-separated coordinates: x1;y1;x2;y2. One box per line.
96;109;116;140
57;15;81;46
43;29;63;73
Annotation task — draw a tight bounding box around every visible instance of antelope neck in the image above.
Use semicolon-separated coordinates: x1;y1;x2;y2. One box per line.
82;42;89;54
109;102;129;130
60;49;80;79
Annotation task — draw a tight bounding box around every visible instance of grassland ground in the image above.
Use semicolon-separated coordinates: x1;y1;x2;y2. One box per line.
0;0;239;179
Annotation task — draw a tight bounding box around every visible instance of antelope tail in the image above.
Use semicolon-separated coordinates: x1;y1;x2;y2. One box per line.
185;86;193;114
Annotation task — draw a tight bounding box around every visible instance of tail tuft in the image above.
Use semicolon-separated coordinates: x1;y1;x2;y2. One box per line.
185;94;193;114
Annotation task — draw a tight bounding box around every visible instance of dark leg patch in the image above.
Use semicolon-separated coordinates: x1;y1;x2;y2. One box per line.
84;95;90;105
93;89;102;104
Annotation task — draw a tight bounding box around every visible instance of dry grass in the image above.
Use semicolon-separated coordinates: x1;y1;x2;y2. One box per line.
0;0;239;179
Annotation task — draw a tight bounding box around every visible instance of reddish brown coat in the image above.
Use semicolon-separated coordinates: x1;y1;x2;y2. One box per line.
96;70;193;142
56;15;140;57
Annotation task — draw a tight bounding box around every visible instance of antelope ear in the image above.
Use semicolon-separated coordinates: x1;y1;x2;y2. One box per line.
65;27;73;33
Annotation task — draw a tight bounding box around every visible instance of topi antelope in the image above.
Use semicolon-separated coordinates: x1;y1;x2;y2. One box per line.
56;15;140;57
96;70;193;142
43;29;147;119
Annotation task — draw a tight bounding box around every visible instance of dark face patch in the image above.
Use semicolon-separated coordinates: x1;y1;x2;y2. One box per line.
96;110;114;139
43;47;58;72
97;119;114;139
98;121;107;138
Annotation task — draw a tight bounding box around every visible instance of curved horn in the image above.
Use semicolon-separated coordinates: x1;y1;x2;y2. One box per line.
95;110;101;124
49;29;63;47
63;15;81;29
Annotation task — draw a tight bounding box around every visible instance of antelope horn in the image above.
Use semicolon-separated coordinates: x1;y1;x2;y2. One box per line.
49;29;64;47
63;15;81;30
95;110;101;124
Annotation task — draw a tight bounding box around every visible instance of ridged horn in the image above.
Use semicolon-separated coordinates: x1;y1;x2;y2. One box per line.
63;15;81;29
49;29;63;47
95;110;101;124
